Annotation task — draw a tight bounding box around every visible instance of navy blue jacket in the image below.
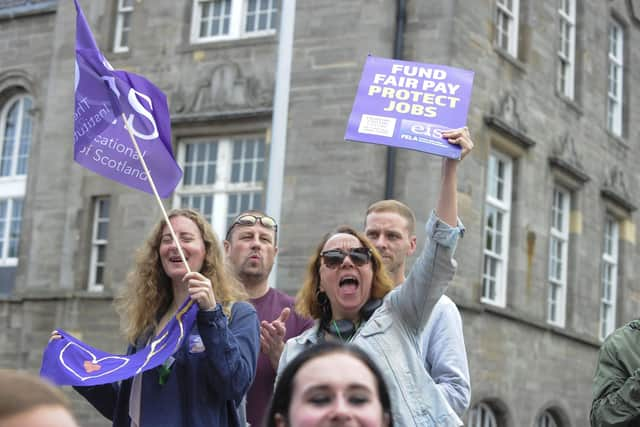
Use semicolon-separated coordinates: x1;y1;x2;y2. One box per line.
75;302;259;427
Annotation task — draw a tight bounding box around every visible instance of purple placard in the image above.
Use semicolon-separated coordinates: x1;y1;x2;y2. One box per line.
345;56;474;159
73;0;182;198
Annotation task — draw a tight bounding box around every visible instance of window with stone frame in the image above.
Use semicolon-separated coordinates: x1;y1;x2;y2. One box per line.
607;18;624;136
190;0;279;43
482;150;512;308
599;215;619;340
468;402;498;427
88;197;110;292
548;186;570;327
495;0;519;57
174;135;266;240
0;93;32;267
557;0;576;99
113;0;134;53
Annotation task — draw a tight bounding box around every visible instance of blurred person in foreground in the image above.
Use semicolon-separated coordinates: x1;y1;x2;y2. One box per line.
591;319;640;426
0;368;79;427
266;341;393;427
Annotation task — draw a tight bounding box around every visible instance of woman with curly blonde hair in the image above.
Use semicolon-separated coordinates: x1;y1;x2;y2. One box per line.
74;208;260;427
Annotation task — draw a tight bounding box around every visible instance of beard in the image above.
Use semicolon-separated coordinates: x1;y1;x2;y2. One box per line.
238;257;271;282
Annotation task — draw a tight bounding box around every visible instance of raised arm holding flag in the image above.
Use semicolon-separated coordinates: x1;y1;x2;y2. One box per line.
40;3;260;426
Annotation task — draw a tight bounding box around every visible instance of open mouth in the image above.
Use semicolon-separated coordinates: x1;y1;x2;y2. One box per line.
339;275;359;294
169;255;186;263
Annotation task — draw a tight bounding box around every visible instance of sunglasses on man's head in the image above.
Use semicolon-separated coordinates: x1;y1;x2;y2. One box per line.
320;247;372;269
225;214;278;240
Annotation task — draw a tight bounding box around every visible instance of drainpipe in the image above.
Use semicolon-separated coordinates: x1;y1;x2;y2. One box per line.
384;0;407;199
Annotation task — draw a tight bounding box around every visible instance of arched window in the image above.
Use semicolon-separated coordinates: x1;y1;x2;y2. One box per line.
536;411;559;427
0;93;32;268
1;95;32;177
468;402;498;427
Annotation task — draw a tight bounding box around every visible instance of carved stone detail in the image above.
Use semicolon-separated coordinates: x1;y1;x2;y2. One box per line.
551;133;583;170
604;166;630;199
483;92;536;150
548;133;589;186
491;92;527;135
601;165;637;212
172;62;273;116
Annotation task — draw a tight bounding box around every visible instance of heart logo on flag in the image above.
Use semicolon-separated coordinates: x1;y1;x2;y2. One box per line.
60;342;130;381
83;360;101;373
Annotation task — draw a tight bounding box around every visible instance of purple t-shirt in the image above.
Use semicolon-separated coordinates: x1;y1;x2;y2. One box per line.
247;287;313;426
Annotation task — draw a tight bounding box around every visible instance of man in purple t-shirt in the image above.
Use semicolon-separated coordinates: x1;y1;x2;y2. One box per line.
224;210;313;426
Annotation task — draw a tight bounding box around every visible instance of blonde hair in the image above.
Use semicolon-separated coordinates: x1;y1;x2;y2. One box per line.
295;225;393;319
116;208;247;344
365;199;416;235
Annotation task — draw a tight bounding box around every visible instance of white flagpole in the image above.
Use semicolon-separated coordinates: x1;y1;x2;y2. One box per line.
120;112;191;275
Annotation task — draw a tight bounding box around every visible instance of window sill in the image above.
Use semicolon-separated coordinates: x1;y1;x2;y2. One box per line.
3;288;116;301
555;92;583;116
479;297;506;309
105;50;132;63
177;33;277;54
606;131;629;150
494;47;526;73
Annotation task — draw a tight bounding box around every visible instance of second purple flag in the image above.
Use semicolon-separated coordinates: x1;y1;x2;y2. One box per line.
73;0;182;198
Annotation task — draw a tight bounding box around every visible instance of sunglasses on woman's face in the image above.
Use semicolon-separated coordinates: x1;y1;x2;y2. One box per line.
225;214;278;240
320;247;372;269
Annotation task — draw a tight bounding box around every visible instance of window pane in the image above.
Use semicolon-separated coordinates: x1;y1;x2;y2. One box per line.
1;101;18;176
89;197;110;290
246;0;278;32
7;199;22;257
97;245;106;262
95;266;104;285
0;200;6;253
97;222;109;240
231;138;265;183
183;142;217;186
98;198;110;218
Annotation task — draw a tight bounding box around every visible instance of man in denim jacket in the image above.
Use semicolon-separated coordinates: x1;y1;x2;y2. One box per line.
364;199;471;417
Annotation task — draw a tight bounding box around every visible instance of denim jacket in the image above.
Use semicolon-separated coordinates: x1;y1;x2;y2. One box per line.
278;211;464;427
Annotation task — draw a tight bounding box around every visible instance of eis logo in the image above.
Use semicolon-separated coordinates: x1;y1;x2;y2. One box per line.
399;119;449;147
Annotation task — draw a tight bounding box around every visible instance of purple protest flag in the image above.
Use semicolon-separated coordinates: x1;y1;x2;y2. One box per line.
40;298;197;386
344;55;474;159
73;0;182;198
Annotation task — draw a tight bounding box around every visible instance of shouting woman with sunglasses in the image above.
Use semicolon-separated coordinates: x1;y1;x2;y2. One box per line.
276;128;473;427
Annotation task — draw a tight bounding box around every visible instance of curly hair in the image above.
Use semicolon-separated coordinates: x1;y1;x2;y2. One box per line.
116;208;247;344
295;225;393;320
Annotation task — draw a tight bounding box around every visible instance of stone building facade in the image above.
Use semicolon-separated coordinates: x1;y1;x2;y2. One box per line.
0;0;638;426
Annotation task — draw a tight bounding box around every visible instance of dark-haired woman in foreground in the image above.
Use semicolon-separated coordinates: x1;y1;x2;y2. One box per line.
266;341;393;427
